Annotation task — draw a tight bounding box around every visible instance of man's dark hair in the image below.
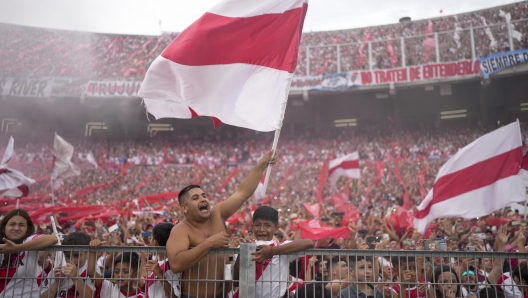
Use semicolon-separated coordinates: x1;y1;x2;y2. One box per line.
152;223;173;246
512;261;528;285
296;283;331;298
252;206;278;226
329;256;348;276
390;256;416;267
178;185;201;204
478;287;506;298
115;252;140;273
349;255;372;269
62;231;91;246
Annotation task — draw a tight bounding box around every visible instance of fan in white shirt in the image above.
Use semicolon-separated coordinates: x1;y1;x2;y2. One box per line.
143;223;180;298
39;232;96;298
88;240;145;298
0;209;58;298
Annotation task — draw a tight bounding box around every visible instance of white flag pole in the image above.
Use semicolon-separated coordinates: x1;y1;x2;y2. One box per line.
260;129;281;197
50;216;67;267
15;198;19;209
260;76;293;197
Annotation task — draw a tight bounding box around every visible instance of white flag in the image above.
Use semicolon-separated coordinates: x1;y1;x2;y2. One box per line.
0;137;34;198
51;134;80;190
414;122;525;233
86;151;98;169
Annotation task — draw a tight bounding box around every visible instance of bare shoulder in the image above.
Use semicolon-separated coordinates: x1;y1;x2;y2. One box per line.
169;221;192;238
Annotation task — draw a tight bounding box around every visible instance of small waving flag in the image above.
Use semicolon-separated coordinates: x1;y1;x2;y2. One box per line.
0;137;34;198
51;134;80;190
328;152;360;183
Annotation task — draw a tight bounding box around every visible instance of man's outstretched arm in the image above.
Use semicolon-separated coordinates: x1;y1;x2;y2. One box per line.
217;150;278;220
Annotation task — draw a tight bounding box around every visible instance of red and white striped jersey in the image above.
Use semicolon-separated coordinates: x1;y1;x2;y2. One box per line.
144;259;181;298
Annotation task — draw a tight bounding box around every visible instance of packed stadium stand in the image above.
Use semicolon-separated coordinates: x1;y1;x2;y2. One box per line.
0;1;527;79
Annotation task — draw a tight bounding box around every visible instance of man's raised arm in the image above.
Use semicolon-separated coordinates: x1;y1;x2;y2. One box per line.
167;226;229;274
217;150;278;220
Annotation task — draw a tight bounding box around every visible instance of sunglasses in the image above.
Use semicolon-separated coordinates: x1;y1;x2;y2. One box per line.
462;271;475;276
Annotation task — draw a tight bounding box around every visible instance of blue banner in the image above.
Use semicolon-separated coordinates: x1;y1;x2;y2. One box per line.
479;49;528;78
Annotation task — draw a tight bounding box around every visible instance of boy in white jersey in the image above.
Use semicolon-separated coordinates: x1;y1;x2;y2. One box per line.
144;223;181;298
88;240;145;298
233;206;314;298
40;232;95;298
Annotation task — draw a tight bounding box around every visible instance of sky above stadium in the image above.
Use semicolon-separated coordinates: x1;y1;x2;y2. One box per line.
0;0;521;35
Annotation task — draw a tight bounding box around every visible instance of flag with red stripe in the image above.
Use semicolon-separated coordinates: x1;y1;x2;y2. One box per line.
139;0;308;132
0;137;34;198
328;152;360;183
414;122;525;233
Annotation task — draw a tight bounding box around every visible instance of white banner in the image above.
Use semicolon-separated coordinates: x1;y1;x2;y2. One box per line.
0;78;53;97
85;81;142;97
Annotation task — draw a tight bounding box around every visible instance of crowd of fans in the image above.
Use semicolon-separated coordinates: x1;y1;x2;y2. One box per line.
1;2;527;80
0;121;527;297
1;122;526;238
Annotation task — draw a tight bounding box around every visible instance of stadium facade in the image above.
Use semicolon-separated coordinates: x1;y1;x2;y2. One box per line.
1;1;528;138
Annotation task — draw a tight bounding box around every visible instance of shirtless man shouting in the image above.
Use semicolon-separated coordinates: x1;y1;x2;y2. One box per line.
167;150;278;298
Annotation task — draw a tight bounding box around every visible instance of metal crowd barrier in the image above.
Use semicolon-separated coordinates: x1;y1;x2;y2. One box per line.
2;244;525;298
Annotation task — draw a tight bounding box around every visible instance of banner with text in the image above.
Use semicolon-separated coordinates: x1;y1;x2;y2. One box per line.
0;78;53;97
291;60;480;91
85;81;142;97
479;49;528;78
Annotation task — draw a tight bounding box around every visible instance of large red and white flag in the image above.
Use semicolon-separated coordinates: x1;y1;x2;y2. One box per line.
51;134;80;190
414;122;525;233
0;137;34;198
138;0;308;132
328;152;360;183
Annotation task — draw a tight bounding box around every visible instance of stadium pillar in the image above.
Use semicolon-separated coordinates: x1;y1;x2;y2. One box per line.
314;99;322;134
478;85;489;125
390;93;402;129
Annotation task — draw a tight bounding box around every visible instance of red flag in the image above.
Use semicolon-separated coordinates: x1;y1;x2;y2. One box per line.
357;29;371;68
139;0;308;132
299;220;349;241
386;36;398;65
316;159;329;202
329;192;348;212
303;203;321;218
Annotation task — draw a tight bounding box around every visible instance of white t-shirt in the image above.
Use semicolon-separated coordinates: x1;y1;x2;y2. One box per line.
494;272;524;298
0;235;43;298
40;262;96;298
144;260;181;298
99;280;145;298
234;240;299;298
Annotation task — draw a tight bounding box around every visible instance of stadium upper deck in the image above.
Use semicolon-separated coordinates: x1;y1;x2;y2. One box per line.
0;1;526;81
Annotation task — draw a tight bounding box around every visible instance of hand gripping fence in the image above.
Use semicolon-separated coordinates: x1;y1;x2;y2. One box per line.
3;244;526;298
